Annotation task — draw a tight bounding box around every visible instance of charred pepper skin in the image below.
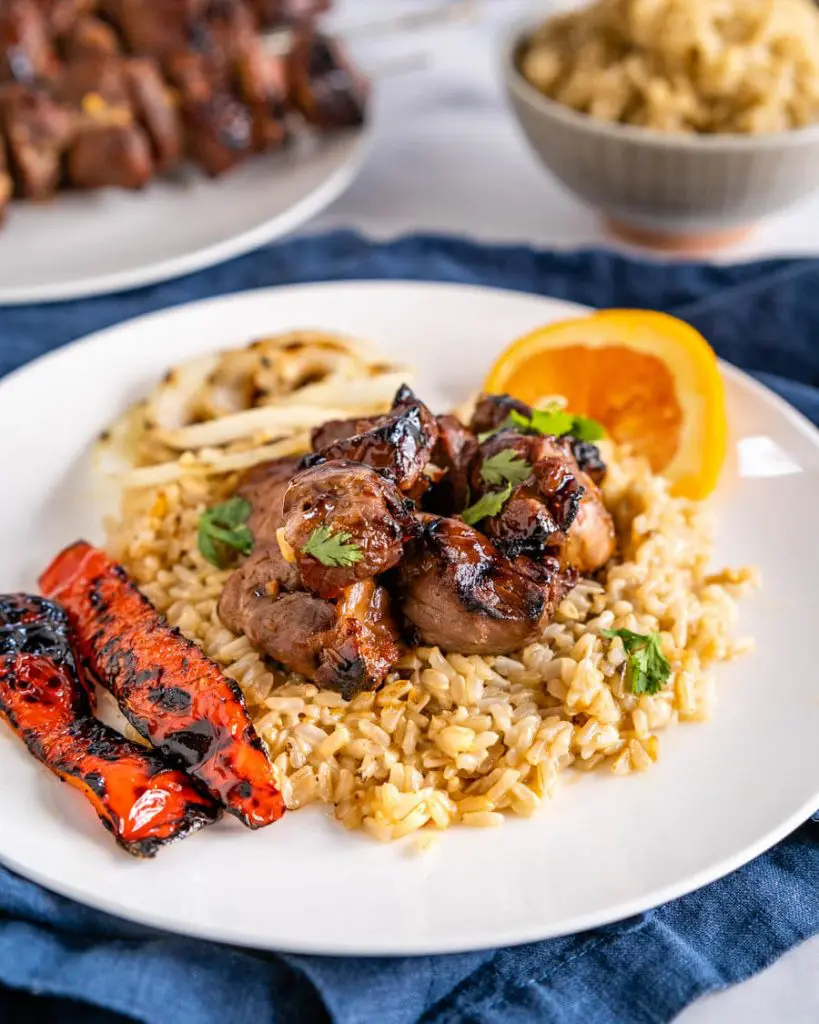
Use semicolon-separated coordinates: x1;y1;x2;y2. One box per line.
40;541;285;829
0;593;221;858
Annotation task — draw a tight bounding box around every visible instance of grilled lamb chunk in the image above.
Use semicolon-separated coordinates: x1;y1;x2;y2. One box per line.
471;431;615;575
306;385;439;497
398;514;570;655
235;37;288;152
287;29;368;130
314;580;400;700
0;83;75;198
68;119;153;189
123;57;183;172
99;0;207;61
167;51;253;175
219;547;335;676
0;0;58;83
282;459;416;599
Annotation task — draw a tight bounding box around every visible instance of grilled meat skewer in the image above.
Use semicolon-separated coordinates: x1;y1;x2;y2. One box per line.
0;593;221;856
40;541;285;829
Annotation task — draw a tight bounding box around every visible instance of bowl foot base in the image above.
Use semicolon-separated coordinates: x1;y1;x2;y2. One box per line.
604;217;754;254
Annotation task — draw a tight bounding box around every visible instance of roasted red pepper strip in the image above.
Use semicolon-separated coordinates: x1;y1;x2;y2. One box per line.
0;594;221;858
40;542;285;829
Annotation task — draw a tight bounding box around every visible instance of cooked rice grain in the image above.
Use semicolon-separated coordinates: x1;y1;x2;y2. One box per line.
106;444;757;841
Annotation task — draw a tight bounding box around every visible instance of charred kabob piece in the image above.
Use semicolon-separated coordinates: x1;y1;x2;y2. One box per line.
218;456;402;699
287;28;368;130
0;594;221;856
0;83;75;199
39;541;285;828
307;384;440;500
468;396;615;575
398;514;572;655
0;0;60;84
282;459;417;598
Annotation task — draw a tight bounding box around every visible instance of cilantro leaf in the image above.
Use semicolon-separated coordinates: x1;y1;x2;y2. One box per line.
510;406;575;437
301;525;363;567
198;497;253;568
462;483;513;526
480;449;532;488
570;414;606;442
602;628;671;696
501;405;606;443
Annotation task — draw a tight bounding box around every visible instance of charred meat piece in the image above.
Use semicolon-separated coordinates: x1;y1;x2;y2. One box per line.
469;393;532;436
167;51;253;175
40;541;285;829
470;431;585;560
235;37;288;152
219;550;335;677
307;385;439;497
283;459;416;599
568;438;607;486
0;593;221;857
315;580;400;700
287;29;368;130
0;84;75;198
69;119;153;189
55;53;155;189
471;431;615;574
219;557;399;699
0;0;59;83
424;414;479;516
123;57;183;172
398;514;570;655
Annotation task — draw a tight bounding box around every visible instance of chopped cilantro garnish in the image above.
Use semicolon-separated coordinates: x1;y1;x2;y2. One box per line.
462;483;513;526
301;525;364;567
198;497;253;568
480;449;532;488
602;628;671;696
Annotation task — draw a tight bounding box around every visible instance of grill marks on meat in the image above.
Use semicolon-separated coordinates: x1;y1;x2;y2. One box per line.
398;515;570;655
40;541;284;829
283;460;416;599
307;385;439;498
0;593;221;857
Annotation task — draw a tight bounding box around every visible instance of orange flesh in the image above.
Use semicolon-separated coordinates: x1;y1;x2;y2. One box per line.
497;342;684;473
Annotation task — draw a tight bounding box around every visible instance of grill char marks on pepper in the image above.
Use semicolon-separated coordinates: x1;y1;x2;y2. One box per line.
39;541;284;830
0;593;221;857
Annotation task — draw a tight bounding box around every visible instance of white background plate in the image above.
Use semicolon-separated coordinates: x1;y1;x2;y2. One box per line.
0;127;368;305
0;282;817;956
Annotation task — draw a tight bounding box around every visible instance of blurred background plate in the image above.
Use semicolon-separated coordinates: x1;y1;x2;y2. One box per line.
0;124;369;306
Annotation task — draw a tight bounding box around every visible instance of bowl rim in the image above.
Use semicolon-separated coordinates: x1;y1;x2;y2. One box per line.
504;14;819;152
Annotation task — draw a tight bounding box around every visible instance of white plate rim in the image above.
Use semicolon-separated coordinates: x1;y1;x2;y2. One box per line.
0;279;817;956
0;127;371;307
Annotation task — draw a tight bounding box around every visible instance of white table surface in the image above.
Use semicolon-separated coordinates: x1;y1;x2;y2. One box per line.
308;2;819;1021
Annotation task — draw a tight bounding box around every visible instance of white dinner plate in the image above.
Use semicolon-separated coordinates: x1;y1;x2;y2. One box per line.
0;127;368;306
1;281;818;956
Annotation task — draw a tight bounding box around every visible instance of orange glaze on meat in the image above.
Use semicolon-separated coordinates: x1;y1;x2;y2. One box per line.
40;542;284;829
0;594;220;857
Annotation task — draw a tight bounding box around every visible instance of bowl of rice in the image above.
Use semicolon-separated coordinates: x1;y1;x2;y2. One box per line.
505;0;819;251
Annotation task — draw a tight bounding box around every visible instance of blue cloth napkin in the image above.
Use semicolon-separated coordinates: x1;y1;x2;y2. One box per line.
1;232;818;1024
